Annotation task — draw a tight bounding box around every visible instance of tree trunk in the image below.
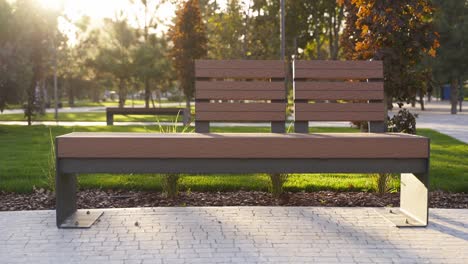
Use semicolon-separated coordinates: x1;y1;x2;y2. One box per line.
118;79;126;108
459;78;463;112
185;97;191;112
68;80;74;107
450;78;458;115
419;92;425;111
144;78;150;108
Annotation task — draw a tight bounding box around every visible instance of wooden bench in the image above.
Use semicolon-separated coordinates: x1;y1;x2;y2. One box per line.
55;60;429;229
293;60;429;227
106;107;190;126
55;60;287;228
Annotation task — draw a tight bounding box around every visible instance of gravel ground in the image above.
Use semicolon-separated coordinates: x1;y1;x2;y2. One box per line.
1;189;467;211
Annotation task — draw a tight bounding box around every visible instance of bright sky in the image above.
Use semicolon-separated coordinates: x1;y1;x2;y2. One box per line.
34;0;178;45
10;0;232;46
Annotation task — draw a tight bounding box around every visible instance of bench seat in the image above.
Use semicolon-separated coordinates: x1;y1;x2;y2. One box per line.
57;132;429;159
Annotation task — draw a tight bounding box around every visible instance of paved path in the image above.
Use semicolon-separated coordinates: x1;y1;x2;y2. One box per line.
0;207;467;263
391;101;468;143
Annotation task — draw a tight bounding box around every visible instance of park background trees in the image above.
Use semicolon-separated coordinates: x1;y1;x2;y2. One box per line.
0;0;466;123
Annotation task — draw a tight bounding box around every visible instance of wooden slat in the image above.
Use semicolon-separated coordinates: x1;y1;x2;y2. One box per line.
196;60;284;69
196;68;285;78
196;60;285;78
295;60;383;70
294;69;383;79
295;90;383;100
295;103;384;112
57;132;429;159
196;81;284;91
197;102;285;112
196;112;285;121
196;90;286;100
295;112;385;121
295;82;383;91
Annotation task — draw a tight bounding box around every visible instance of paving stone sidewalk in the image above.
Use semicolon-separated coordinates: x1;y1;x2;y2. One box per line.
0;207;467;264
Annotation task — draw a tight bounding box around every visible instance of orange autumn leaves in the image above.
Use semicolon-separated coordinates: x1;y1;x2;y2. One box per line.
340;0;439;60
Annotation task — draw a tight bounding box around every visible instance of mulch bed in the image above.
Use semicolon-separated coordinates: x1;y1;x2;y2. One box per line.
1;189;467;211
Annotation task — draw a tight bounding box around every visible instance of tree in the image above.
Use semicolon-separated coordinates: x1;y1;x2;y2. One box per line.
169;0;207;109
92;16;136;108
0;0;14;112
204;0;245;59
130;0;170;108
286;0;345;60
9;0;62;125
59;16;96;107
431;0;468;114
341;0;439;117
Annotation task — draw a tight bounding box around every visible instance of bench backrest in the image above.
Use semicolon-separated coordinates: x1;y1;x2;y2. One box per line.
195;60;286;133
293;60;385;133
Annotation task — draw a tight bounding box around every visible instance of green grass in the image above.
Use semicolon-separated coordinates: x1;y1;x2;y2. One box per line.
0;112;189;123
2;99;181;110
0;125;466;193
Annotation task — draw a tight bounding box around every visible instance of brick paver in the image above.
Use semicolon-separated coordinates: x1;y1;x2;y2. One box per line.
0;207;467;263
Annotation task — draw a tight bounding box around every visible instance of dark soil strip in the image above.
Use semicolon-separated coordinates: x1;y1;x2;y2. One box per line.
0;189;466;211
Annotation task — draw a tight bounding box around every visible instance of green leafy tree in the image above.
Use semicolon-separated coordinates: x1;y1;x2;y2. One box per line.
431;0;468;114
92;16;136;108
286;0;344;60
169;0;207;109
59;16;96;106
10;0;62;125
0;0;15;112
246;0;281;59
205;0;245;59
131;0;171;108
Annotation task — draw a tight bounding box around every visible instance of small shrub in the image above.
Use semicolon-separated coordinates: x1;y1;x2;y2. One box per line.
388;109;418;134
162;174;180;199
269;173;288;198
41;128;56;192
373;173;390;194
156;116;192;199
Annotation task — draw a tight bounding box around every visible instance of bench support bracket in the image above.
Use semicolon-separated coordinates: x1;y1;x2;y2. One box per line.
376;172;429;227
58;210;104;229
56;172;104;228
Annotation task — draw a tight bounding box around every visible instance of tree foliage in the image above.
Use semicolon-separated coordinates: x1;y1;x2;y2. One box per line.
341;0;439;112
431;0;468;114
1;0;62;124
169;0;207;108
287;0;344;60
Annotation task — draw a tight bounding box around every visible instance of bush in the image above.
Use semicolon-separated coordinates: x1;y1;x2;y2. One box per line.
387;109;418;134
269;174;288;198
162;174;180;199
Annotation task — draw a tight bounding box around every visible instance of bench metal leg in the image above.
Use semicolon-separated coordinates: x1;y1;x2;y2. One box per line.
271;121;285;133
376;172;429;227
106;113;113;125
182;109;190;126
195;121;210;133
294;121;308;133
56;172;103;228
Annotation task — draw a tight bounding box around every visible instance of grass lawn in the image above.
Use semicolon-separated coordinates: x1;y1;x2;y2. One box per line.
2;99;181;110
0;125;466;193
0;112;190;123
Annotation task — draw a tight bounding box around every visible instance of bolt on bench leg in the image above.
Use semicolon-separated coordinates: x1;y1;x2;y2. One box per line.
56;172;103;228
376;172;429;227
